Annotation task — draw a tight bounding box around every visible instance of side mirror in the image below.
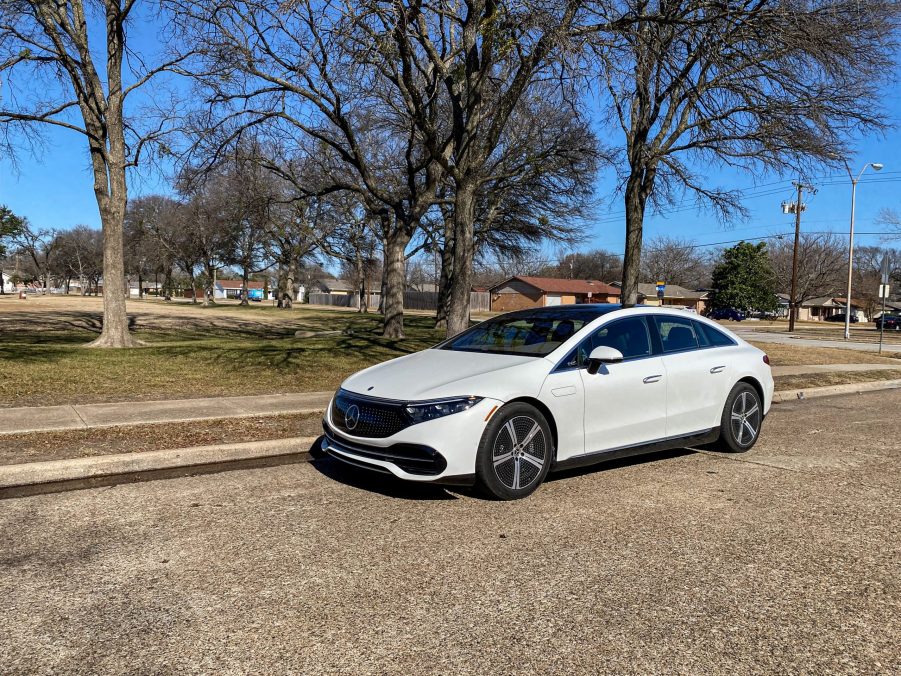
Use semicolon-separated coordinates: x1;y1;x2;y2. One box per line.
586;346;624;374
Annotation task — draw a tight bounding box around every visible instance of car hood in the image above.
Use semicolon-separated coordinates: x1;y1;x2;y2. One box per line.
340;348;552;402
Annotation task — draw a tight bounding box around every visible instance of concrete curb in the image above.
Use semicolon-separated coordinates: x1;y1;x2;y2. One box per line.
772;378;901;403
0;436;320;500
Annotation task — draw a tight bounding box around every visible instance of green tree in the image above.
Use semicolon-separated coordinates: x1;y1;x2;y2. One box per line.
709;242;778;314
0;204;25;258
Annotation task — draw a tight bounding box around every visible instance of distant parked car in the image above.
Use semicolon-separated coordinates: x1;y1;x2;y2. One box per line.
825;313;859;324
707;308;746;322
875;314;901;331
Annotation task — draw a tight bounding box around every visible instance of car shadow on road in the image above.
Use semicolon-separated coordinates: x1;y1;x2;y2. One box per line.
309;455;466;501
546;448;696;483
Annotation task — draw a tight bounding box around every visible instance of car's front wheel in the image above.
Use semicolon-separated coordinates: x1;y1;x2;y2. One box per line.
475;402;553;500
716;382;763;453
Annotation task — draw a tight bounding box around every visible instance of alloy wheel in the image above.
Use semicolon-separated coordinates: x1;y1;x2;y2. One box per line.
492;416;548;490
730;390;761;446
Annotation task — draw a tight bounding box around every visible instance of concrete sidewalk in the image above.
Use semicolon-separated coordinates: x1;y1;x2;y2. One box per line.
0;391;333;436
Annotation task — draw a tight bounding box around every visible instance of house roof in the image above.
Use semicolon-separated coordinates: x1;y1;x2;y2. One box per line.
217;279;265;289
314;278;353;292
800;296;839;307
635;283;708;300
493;275;621;296
831;297;869;309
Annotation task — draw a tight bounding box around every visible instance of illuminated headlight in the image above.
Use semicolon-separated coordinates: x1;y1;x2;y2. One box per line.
404;396;483;425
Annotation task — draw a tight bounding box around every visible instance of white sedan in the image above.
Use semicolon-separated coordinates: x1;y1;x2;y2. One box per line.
321;305;774;500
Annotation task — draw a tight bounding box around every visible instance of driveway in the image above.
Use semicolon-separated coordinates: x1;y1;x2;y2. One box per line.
2;391;899;674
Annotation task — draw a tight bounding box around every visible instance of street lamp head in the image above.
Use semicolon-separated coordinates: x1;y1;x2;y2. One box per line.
871;163;884;171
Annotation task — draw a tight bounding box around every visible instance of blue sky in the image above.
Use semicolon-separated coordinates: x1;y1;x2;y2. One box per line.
2;16;900;260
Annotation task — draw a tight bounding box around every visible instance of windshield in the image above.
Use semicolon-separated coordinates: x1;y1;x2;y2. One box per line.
439;308;612;357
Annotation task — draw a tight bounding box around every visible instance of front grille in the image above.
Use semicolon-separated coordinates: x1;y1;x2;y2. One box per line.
330;389;411;438
323;425;447;475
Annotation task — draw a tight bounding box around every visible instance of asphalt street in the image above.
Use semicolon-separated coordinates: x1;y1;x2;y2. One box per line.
2;391;899;674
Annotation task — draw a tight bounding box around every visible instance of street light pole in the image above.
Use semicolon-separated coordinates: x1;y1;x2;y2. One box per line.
843;161;884;340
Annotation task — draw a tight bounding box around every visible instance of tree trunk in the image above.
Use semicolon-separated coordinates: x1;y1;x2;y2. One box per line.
445;181;477;337
435;213;454;330
355;252;366;313
287;257;301;309
189;272;197;304
163;267;172;301
620;173;648;308
382;227;410;339
138;272;143;300
86;87;139;346
240;266;250;306
88;197;139;346
203;264;216;307
378;239;387;315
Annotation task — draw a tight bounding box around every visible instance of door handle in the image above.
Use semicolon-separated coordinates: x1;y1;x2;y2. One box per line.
643;375;662;384
710;365;726;374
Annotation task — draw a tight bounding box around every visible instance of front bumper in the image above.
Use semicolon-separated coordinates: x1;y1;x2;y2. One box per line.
321;395;501;483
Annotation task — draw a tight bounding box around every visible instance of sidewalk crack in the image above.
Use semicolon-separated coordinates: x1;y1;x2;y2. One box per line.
70;406;89;429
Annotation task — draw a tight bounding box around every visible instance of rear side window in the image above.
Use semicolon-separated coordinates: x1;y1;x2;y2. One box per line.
654;316;699;353
695;321;736;347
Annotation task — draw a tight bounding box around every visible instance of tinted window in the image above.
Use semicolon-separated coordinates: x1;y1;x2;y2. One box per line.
441;314;592;356
563;317;652;368
655;316;699;353
696;321;736;347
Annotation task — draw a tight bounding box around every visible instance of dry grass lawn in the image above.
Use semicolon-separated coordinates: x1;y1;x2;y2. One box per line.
0;412;324;465
0;295;442;407
774;370;901;391
747;341;901;365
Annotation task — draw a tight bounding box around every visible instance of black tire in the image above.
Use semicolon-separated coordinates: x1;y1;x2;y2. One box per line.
715;382;763;453
475;402;553;500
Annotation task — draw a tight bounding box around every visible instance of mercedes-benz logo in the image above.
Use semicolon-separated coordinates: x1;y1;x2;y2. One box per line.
345;404;361;430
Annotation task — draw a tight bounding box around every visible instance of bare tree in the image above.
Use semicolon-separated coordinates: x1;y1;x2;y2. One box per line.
54;225;103;294
769;232;846;307
0;0;192;345
878;208;901;242
546;249;623;282
170;0;445;338
130;195;190;301
10;222;58;292
592;0;898;306
640;235;709;288
354;0;586;335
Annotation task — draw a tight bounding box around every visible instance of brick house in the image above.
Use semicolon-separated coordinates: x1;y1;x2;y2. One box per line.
489;276;621;312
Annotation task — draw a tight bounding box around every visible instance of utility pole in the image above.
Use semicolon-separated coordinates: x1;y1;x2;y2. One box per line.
782;180;815;332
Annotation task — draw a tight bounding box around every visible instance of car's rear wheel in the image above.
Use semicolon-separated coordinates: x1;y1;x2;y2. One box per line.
475;402;552;500
716;383;763;453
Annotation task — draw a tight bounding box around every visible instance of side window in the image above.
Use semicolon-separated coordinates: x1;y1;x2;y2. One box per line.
654;316;699;353
587;317;652;361
693;320;711;347
696;321;736;347
558;317;653;370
